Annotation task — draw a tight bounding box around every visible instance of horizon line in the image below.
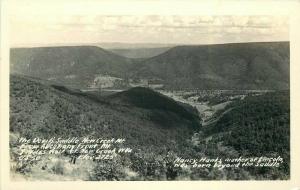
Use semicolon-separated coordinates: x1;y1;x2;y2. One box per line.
10;40;290;49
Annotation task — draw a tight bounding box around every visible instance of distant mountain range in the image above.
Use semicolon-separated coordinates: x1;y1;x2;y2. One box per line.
11;42;177;49
10;41;290;90
96;42;176;49
109;47;171;59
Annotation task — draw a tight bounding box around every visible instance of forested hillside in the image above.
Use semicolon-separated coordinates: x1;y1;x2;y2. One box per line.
10;74;201;180
10;46;134;88
11;42;289;90
200;91;290;179
133;42;289;90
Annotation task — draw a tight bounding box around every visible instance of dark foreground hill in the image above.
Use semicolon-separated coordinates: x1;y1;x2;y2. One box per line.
133;42;290;90
107;87;200;128
10;74;200;144
10;74;202;180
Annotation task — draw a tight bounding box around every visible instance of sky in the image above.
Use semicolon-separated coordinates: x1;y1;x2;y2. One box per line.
8;1;290;47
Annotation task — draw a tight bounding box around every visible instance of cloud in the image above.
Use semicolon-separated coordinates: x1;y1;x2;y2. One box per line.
10;15;289;46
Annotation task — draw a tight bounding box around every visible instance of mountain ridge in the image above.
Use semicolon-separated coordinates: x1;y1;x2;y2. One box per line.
132;41;289;90
10;41;290;90
10;46;135;88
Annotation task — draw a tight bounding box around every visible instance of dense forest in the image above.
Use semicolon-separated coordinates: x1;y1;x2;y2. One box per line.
201;91;290;179
10;75;290;180
10;75;201;180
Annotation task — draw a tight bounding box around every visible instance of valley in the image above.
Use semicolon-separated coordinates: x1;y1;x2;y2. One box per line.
9;41;290;180
84;87;271;127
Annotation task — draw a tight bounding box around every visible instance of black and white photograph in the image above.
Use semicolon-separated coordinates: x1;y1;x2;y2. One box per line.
1;0;300;188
